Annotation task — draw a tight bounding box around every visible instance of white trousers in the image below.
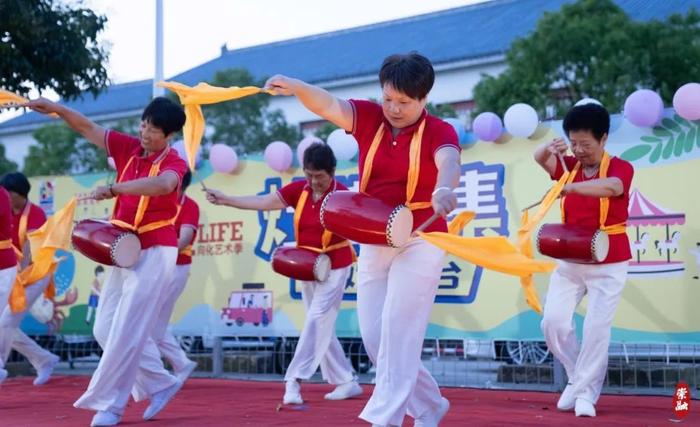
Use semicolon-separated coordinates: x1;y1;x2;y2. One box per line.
0;272;56;371
131;263;193;401
74;247;179;414
541;260;629;404
357;239;445;426
284;266;355;385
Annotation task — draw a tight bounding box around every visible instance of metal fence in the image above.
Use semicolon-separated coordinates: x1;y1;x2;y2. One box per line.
7;335;699;396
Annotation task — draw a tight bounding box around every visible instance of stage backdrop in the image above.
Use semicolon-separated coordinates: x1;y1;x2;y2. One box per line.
21;109;700;344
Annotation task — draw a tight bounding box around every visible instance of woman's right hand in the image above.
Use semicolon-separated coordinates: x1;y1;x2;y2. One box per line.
547;138;568;157
205;189;227;205
263;74;297;96
23;97;61;115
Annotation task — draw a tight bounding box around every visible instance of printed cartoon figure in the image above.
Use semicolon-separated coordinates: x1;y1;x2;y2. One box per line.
85;265;104;324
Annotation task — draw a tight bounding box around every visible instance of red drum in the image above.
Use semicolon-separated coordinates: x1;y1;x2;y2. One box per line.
536;223;609;264
320;191;413;248
71;219;141;268
271;246;331;282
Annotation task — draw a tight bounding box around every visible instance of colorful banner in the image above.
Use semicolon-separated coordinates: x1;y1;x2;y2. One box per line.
21;109;700;345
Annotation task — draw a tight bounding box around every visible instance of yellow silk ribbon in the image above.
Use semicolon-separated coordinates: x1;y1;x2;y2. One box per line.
157;81;271;170
0;89;59;118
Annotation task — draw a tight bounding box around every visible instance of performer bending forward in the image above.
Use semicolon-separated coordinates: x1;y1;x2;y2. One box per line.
206;143;363;405
264;52;461;427
534;103;634;418
26;97;188;426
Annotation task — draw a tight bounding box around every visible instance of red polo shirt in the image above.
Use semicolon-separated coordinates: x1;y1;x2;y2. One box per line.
0;187;17;269
106;129;187;249
349;99;460;233
277;179;353;269
175;195;200;265
552;155;634;264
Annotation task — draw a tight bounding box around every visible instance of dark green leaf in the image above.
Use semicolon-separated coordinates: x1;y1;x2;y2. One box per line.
685;128;696;153
674;131;686;157
662;136;675;159
640;136;662;144
649;142;663;163
620;145;652;162
652;128;673;138
662;119;681;132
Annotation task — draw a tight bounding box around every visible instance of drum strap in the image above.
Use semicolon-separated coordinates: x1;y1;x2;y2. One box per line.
111;147;181;234
294;188;356;260
360;119;431;211
561;152;626;235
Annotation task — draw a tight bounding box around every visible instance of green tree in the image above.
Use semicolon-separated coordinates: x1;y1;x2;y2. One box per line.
472;0;700;117
0;143;18;175
203;68;300;154
0;0;110;100
314;122;338;141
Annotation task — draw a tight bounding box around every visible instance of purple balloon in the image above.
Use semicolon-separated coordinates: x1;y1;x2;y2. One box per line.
209;143;238;174
296;136;323;166
264;141;293;173
673;83;700;121
472;112;503;142
624;89;664;127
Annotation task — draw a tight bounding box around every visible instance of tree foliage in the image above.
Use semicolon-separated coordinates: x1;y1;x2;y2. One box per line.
23;123;107;176
0;0;110;99
472;0;700;117
0;143;18;175
203;68;301;154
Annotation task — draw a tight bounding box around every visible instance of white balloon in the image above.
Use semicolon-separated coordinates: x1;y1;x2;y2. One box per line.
326;128;358;161
107;157;116;170
504;103;539;138
575;97;603;107
171;139;202;167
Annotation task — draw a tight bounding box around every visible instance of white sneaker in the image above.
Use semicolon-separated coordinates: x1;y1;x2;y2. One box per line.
90;410;122;426
33;354;59;386
174;360;197;382
557;383;576;411
575;398;596;417
283;380;303;405
0;368;7;385
324;380;363;400
414;397;450;427
143;379;184;420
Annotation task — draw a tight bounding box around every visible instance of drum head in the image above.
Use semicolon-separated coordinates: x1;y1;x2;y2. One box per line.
387;206;413;247
112;233;141;268
591;230;610;262
314;253;331;282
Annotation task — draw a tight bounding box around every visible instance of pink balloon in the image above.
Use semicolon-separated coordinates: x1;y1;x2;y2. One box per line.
296;136;323;166
264;141;293;173
209;143;238;174
624;89;664;127
673;83;700;121
472;112;503;142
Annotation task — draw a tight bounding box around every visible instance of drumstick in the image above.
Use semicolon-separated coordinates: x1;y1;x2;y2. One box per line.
521;152;570;212
412;213;441;237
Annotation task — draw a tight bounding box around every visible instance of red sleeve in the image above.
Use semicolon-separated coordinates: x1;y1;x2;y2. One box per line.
608;157;634;195
431;119;461;158
179;198;200;230
550;155;578;180
348;99;383;150
277;181;306;208
159;153;187;190
105;130;140;172
28;204;47;231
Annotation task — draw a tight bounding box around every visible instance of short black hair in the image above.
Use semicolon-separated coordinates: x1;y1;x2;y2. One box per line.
141;97;186;136
303;143;336;174
182;170;192;191
379;52;435;100
0;172;30;198
95;265;104;274
563;104;610;142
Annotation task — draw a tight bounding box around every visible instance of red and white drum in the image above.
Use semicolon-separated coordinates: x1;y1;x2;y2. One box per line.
536;223;609;264
320;191;413;248
271;246;331;282
71;219;141;268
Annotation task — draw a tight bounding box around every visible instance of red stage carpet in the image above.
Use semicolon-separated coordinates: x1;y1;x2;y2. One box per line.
0;376;692;426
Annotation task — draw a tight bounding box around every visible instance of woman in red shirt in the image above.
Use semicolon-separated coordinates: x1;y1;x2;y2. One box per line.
263;52;460;427
207;143;363;405
534;103;634;418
